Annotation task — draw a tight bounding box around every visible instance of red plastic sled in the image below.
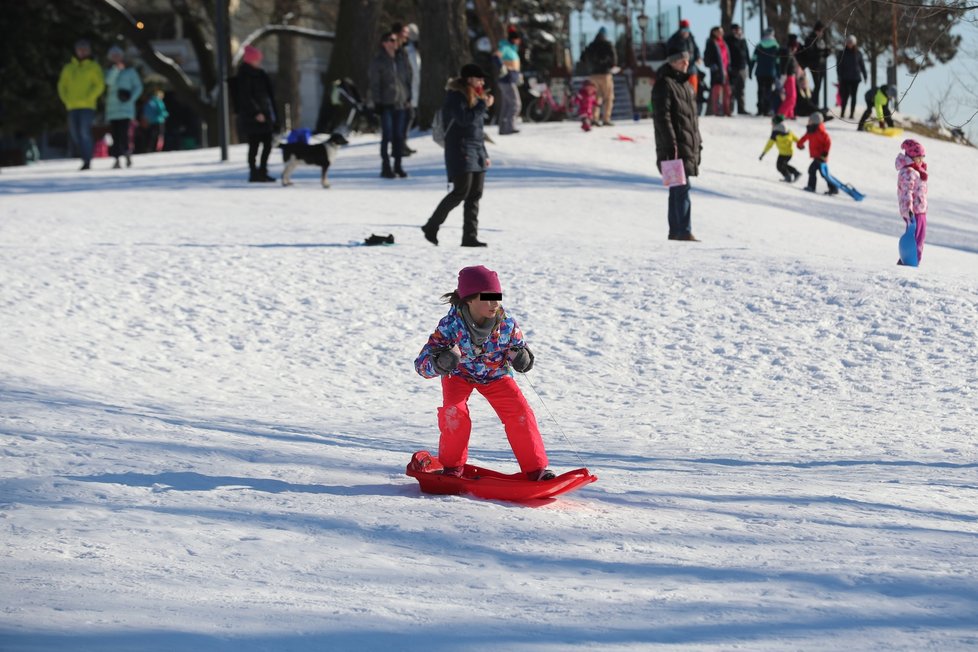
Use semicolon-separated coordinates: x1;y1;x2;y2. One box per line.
406;450;597;502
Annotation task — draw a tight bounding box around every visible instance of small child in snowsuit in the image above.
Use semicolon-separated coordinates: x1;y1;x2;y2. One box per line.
778;67;797;120
796;111;838;195
414;265;554;481
760;116;800;182
571;79;600;131
895;139;928;263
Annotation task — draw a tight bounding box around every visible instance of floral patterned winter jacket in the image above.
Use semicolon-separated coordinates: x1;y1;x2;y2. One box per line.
415;306;528;384
895;152;928;221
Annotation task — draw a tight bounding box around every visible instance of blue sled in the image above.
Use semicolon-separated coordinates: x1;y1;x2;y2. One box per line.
820;162;865;201
899;217;919;266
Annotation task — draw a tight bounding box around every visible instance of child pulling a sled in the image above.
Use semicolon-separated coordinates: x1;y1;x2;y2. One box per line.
797;111;838;195
896;138;928;264
414;265;555;481
760;116;800;182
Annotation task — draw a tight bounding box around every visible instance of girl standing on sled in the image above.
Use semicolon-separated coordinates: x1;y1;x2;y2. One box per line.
414;265;555;481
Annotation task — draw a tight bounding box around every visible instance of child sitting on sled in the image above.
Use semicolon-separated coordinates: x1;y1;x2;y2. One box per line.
896;138;928;263
759;115;800;182
414;265;555;481
796;111;838;195
570;79;600;131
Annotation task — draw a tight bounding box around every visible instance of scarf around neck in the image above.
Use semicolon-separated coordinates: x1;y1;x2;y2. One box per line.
460;305;499;346
908;160;928;181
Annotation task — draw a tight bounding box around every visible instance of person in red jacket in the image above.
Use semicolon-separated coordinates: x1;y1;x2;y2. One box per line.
796;112;838;195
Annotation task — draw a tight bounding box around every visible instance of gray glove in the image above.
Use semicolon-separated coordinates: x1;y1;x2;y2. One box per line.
508;347;534;373
433;347;461;375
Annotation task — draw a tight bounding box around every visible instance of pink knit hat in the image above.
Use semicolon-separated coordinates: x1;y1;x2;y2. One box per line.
457;265;501;298
901;139;925;158
242;45;263;66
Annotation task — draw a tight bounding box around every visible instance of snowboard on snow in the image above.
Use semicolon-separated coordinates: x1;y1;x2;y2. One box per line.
820;162;865;201
406;450;597;502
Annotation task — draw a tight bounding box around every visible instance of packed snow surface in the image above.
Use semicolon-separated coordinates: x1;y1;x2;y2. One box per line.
2;115;977;651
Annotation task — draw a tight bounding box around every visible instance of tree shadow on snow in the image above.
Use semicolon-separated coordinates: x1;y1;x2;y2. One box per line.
66;470;402;497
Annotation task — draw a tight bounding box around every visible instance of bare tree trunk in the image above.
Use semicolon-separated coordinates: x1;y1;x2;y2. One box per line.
719;0;736;32
273;0;301;130
417;0;468;128
324;0;383;95
472;0;503;47
764;0;793;42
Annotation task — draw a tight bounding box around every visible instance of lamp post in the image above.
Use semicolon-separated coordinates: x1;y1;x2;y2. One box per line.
623;0;636;69
636;12;649;66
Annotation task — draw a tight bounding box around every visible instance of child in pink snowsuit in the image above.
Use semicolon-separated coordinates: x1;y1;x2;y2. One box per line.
778;66;798;120
896;138;928;262
414;266;554;481
572;80;600;131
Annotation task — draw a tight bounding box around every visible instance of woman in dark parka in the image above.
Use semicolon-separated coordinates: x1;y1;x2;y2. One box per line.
237;45;278;182
652;50;703;241
421;64;494;247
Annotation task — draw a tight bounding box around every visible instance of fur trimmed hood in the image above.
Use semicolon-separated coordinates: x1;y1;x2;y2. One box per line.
894;152;914;171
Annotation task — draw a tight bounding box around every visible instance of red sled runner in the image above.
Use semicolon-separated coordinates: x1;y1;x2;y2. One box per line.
406;451;597;502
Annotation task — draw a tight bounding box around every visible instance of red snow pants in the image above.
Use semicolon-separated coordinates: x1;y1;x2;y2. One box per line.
437;374;549;473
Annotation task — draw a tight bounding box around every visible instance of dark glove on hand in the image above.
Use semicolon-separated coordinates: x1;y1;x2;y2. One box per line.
117;89;132;102
434;347;461;375
508;347;534;373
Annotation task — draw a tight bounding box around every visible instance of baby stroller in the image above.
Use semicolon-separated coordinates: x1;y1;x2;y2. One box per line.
315;77;378;137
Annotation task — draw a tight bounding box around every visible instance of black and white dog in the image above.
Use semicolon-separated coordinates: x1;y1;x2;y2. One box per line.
279;132;348;188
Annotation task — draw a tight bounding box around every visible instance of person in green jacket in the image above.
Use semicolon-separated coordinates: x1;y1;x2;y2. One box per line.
104;45;143;168
57;39;105;170
857;84;896;132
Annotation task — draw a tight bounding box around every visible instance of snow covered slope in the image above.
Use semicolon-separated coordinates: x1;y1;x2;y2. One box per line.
1;114;977;651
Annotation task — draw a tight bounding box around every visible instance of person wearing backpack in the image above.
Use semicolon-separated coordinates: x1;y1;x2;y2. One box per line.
421;63;493;248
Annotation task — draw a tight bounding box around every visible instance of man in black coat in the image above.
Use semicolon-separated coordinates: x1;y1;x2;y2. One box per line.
583;27;618;126
652;51;703;242
799;21;830;109
837;35;867;119
724;24;751;115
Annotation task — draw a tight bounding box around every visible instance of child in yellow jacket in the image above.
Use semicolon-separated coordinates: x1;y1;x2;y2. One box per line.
759;117;800;182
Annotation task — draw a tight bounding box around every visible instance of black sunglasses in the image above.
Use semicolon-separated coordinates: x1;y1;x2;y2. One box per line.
479;292;502;301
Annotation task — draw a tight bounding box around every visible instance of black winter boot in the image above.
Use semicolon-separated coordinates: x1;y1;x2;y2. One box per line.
381;159;395;179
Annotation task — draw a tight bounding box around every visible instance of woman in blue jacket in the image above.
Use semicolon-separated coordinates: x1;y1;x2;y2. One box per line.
104;45;143;168
421;64;494;248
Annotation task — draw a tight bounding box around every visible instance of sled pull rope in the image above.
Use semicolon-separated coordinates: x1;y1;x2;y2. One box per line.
518;371;588;468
